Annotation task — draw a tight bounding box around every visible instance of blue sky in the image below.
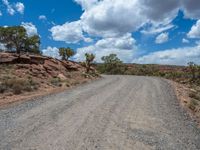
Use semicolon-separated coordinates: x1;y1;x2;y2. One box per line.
1;0;200;65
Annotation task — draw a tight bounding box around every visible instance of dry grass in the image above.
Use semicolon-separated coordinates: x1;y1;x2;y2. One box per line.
50;77;62;87
189;92;200;101
173;81;200;126
189;99;199;111
188;87;200;114
0;77;38;95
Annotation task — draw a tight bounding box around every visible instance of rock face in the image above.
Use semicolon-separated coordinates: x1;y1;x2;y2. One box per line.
0;52;99;106
0;52;85;78
0;53;19;63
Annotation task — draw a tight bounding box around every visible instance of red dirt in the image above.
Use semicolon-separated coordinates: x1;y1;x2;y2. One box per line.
0;52;99;107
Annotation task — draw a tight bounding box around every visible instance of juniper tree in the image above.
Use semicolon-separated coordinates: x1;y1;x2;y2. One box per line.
59;47;75;60
0;26;40;55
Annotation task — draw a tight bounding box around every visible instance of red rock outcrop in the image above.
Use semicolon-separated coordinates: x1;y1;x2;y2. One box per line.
0;52;85;78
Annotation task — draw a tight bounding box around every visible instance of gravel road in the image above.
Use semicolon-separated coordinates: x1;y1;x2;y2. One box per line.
0;75;200;150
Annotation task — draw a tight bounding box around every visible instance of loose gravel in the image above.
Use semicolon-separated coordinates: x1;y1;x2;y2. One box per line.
0;75;200;150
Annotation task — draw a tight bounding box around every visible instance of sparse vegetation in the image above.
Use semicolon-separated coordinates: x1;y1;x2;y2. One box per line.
59;47;75;60
0;52;98;104
0;24;199;122
0;25;97;105
188;62;198;81
50;77;62;87
189;99;199;111
59;48;66;60
96;54;200;86
189;92;200;101
66;48;75;60
85;53;95;73
0;77;38;94
0;85;7;94
188;88;200;113
98;54;126;74
0;25;98;101
0;26;40;55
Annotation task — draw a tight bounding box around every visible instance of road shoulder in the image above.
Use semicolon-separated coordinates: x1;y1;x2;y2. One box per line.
172;81;200;127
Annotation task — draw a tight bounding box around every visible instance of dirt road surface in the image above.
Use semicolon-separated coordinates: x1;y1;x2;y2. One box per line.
0;76;200;150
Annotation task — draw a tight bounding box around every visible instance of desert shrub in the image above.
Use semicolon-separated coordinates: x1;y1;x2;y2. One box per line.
81;72;90;78
0;84;7;93
65;82;71;87
0;77;38;94
26;76;38;90
195;79;200;85
189;99;199;110
157;72;166;77
188;62;197;81
82;72;100;78
61;79;71;87
12;84;23;94
96;56;200;87
50;77;62;87
98;54;126;75
90;72;100;77
163;72;180;79
73;81;80;85
189;92;200;101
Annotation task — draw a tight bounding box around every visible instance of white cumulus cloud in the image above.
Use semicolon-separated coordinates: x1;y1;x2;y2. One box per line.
80;0;145;37
80;0;180;37
133;44;200;65
2;0;25;15
50;0;183;46
74;34;137;62
155;32;169;44
47;0;200;65
15;2;24;14
50;0;200;44
50;21;92;43
21;22;38;37
187;20;200;38
2;0;15;15
42;46;60;59
74;0;98;10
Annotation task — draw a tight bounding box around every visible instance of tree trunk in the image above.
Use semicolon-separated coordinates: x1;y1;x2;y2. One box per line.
16;48;21;61
86;63;90;73
16;47;20;55
86;67;90;73
198;68;200;79
192;71;195;80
